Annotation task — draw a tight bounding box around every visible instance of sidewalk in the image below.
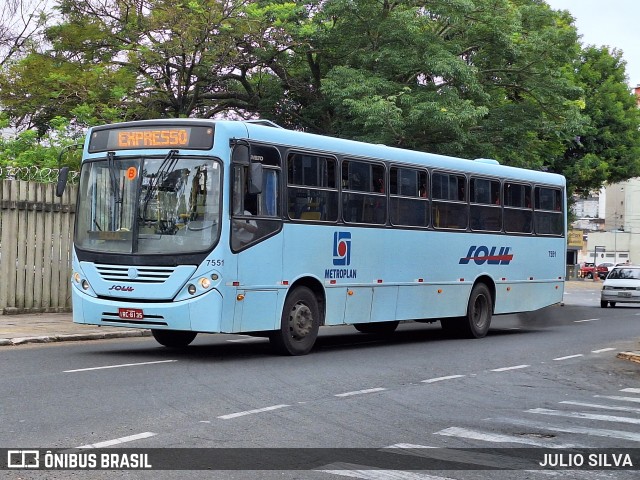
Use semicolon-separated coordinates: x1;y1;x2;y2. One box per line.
0;312;150;346
0;281;637;364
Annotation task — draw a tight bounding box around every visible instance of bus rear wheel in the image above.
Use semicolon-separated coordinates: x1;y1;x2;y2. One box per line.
353;321;399;335
270;286;320;356
461;283;493;338
441;283;492;339
151;329;197;348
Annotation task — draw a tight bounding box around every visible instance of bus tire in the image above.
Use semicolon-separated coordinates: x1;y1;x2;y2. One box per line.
353;321;399;334
270;287;320;356
151;329;197;348
460;283;493;338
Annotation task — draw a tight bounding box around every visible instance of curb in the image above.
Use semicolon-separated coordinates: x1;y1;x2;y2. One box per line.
616;352;640;364
0;330;151;347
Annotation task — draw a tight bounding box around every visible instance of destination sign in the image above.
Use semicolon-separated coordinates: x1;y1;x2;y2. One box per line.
88;125;214;152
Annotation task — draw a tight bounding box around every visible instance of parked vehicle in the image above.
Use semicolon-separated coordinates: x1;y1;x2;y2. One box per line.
601;265;640;307
579;263;609;279
598;262;615;279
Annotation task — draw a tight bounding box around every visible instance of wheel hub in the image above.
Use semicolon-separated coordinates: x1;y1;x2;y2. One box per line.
289;302;312;339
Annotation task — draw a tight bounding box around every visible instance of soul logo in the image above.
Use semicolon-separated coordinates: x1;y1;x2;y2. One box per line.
109;285;135;292
459;245;513;265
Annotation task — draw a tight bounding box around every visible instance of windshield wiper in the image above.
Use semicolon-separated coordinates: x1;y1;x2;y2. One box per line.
141;149;179;221
107;151;121;204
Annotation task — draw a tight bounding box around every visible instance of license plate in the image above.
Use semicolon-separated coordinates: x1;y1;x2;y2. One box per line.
118;307;144;320
618;292;632;298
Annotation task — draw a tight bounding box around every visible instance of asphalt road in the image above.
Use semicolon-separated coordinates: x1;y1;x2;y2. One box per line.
1;284;640;479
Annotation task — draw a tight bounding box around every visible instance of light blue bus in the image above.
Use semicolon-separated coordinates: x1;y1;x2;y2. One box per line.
58;119;566;355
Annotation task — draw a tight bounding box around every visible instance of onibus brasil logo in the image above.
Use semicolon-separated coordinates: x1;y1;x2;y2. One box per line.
325;232;357;279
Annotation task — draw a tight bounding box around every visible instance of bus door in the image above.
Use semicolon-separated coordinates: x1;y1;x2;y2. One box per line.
231;145;283;332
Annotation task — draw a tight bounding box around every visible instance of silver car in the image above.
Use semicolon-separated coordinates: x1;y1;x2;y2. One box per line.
600;266;640;307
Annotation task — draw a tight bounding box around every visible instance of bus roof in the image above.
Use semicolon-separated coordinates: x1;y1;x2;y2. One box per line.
86;118;566;187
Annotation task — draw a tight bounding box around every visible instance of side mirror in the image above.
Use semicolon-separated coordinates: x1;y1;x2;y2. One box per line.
56;167;69;197
232;144;250;165
248;162;263;194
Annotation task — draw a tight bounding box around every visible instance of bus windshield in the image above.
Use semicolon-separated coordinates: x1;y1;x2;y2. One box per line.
75;154;221;255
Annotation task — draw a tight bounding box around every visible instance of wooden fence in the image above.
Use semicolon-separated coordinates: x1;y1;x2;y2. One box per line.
0;179;77;314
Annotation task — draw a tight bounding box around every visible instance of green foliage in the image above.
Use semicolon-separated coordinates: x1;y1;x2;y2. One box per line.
0;117;82;174
557;46;640;194
0;0;638;196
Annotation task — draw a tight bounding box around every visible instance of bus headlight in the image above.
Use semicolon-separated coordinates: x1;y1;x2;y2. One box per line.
199;277;211;289
81;279;90;290
188;284;197;295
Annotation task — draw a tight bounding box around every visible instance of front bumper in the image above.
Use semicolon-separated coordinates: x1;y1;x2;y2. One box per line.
601;290;640;303
72;286;224;333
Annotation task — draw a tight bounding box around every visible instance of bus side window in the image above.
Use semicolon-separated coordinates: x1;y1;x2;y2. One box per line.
534;186;563;235
390;167;429;227
431;171;467;229
287;153;338;221
470;177;501;232
503;182;532;234
342;159;386;225
231;145;282;251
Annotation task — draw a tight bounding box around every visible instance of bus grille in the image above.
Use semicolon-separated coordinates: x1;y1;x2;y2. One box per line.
95;264;176;283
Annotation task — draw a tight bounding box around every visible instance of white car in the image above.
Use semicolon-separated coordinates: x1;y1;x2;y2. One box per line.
600;265;640;307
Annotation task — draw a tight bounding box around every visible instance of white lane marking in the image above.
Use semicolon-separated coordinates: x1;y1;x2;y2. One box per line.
495;417;640;443
335;388;387;397
384;442;534;470
490;365;530;372
527;408;640;425
385;444;436;450
64;360;177;373
421;375;465;384
559;401;640;414
217;404;290;420
433;426;581;448
591;348;616;353
553;354;584;361
77;432;156;449
319;464;452;480
574;318;599;323
594;395;640;404
621;388;640;394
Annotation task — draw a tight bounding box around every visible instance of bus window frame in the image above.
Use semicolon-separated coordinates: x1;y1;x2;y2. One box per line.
389;164;430;228
503;181;533;235
431;170;468;231
469;176;502;233
533;184;564;237
286;151;340;223
341;157;388;226
230;142;283;253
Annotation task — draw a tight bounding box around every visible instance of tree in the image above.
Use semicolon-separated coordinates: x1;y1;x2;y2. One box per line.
0;116;82;174
0;0;47;67
0;0;638;197
557;46;640;194
316;0;587;164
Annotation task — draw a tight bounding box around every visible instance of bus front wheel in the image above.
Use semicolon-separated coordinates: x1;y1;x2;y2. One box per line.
270;287;320;356
151;329;197;348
